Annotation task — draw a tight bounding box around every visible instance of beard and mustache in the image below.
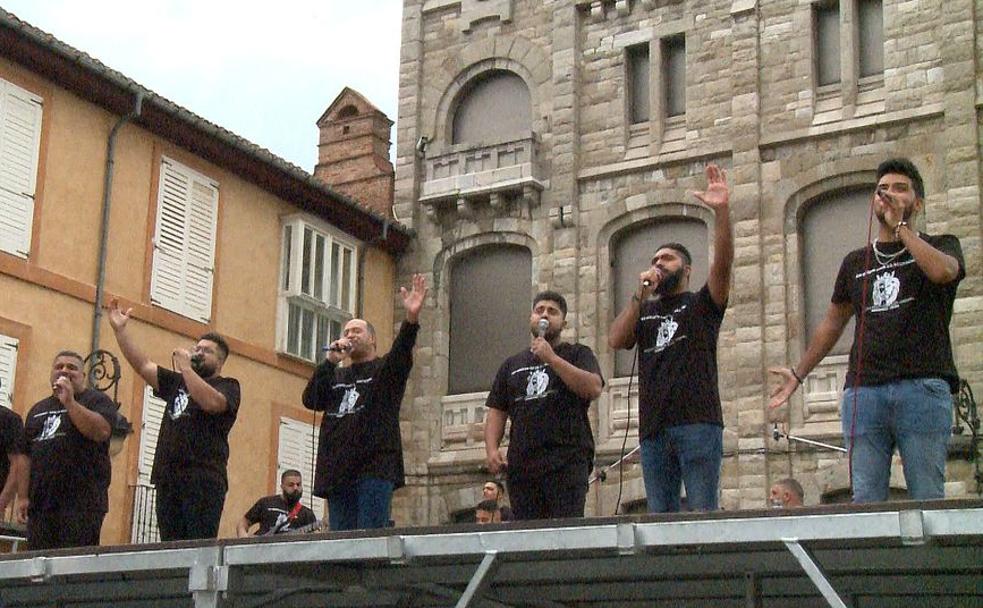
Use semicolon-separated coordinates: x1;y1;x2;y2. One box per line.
654;266;685;296
283;490;303;506
190;355;217;378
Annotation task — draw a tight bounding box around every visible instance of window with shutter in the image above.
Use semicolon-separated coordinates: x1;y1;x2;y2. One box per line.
0;78;43;258
277;416;325;517
150;157;219;322
0;334;19;410
278;216;359;363
131;386;166;543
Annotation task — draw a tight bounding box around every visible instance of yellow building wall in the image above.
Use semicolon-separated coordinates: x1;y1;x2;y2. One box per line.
0;57;397;544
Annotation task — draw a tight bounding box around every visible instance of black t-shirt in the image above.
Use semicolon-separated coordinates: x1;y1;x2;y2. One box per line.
832;233;965;392
152;368;241;487
22;389;116;514
0;406;25;491
486;342;603;481
302;321;418;497
636;285;726;440
243;494;317;535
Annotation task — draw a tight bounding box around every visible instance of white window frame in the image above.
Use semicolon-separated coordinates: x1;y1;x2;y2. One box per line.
131;386;166;543
277;416;326;517
0;77;43;259
149;156;219;323
0;334;19;410
277;214;359;363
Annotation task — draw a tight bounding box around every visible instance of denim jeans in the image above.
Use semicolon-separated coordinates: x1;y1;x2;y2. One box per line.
641;423;722;512
842;378;952;503
327;477;394;531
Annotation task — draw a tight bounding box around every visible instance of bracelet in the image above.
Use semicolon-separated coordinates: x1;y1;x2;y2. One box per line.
893;220;908;239
789;368;804;385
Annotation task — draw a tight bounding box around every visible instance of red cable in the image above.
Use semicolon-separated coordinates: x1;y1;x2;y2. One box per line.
848;198;877;497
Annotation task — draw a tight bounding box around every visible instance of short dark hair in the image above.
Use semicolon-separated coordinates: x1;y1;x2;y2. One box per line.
877;157;925;199
775;478;804;502
281;469;302;483
476;499;500;513
53;350;84;365
199;332;230;361
653;242;692;267
533;290;567;317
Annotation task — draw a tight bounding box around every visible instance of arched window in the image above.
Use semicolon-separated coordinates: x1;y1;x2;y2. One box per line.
610;218;708;377
451;71;531;145
448;245;532;394
800;188;871;354
337;105;358;119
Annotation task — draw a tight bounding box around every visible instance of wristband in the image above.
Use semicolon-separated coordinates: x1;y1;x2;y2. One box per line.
790;368;805;385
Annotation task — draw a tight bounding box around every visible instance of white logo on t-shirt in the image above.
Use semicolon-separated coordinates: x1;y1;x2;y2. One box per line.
656;316;679;350
872;271;901;308
526;368;550;398
38;413;62;441
170;389;190;420
339;386;360;415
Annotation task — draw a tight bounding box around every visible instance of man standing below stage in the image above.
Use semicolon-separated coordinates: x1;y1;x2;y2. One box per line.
769;478;805;509
236;469;317;536
303;274;427;531
770;158;964;503
609;164;733;513
110;299;241;540
18;352;116;549
485;291;603;520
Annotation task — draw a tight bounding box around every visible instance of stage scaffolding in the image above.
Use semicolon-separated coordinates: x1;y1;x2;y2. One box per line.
0;500;980;608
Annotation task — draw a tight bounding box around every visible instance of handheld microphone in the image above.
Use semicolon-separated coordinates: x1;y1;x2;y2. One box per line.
537;318;549;338
323;343;349;353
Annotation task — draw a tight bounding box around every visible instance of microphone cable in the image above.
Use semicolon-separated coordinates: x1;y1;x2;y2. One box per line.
846;195;878;497
613;341;640;515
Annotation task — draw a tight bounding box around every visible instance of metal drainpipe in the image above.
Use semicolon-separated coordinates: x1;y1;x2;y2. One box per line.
90;92;144;355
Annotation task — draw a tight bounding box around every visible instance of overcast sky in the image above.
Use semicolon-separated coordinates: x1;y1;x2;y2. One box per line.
2;1;403;170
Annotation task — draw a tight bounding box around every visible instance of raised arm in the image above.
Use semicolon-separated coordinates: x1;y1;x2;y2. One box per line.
693;164;733;309
171;349;229;414
108;299;159;391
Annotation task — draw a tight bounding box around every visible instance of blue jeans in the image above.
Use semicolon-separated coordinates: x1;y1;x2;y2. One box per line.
842;378;952;503
327;477;394;531
641;423;722;512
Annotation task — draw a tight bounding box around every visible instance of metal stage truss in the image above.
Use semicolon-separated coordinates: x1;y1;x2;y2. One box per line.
0;500;980;608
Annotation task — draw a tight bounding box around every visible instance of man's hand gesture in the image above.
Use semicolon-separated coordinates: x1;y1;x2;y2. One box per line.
692;164;729;212
108;299;132;332
400;274;428;324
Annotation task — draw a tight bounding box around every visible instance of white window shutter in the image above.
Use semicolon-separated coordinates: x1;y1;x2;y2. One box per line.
0;335;19;410
277;417;326;517
150;158;218;322
138;386;167;481
0;79;43;258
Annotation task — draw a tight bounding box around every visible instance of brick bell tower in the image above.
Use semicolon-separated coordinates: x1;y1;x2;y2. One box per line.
314;87;395;218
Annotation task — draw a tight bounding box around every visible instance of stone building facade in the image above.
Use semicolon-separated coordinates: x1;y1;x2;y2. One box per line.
390;0;982;524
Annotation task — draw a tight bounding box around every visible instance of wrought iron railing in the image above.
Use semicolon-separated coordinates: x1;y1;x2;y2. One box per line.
953;380;981;495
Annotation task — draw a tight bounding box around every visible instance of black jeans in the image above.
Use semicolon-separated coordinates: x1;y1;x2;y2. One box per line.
27;509;104;550
507;460;589;520
155;471;226;541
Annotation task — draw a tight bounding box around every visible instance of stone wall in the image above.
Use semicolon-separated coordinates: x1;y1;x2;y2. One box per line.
391;0;983;525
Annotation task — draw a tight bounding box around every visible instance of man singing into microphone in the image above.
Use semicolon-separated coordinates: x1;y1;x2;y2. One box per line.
302;274;427;531
769;158;965;503
609;164;734;513
19;351;116;549
110;300;240;540
485;291;603;520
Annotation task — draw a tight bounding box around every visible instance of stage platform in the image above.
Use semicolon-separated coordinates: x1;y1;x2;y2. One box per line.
0;500;980;608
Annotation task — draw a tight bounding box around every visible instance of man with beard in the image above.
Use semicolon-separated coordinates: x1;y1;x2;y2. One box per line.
18;351;116;549
236;469;317;536
110;299;240;540
485;291;603;520
609;164;733;513
302;274;427;531
769;158;964;503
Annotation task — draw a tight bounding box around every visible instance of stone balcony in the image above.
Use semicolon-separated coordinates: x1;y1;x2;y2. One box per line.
420;134;544;221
